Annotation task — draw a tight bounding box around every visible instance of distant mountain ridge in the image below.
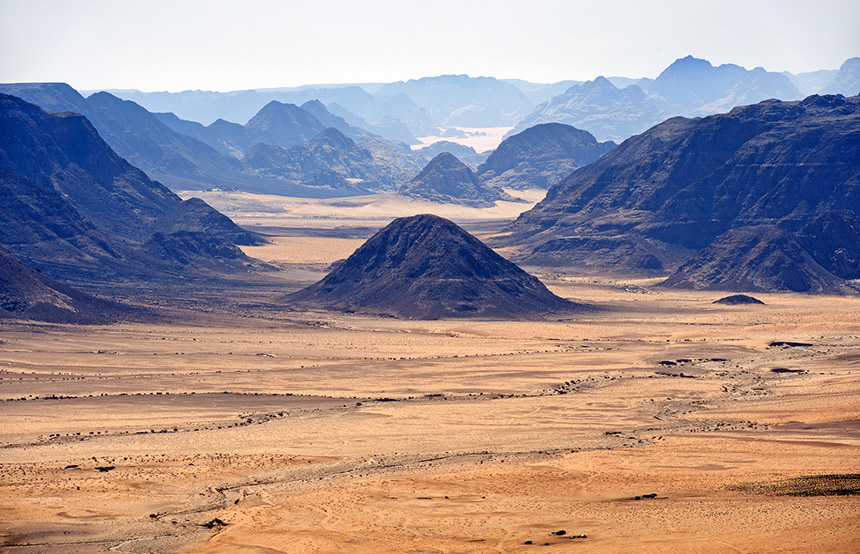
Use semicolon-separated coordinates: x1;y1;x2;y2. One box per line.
508;55;858;142
0;83;421;197
500;94;860;293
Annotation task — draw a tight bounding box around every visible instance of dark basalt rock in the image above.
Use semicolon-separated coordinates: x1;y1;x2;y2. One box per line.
713;294;765;305
399;153;511;208
287;214;589;319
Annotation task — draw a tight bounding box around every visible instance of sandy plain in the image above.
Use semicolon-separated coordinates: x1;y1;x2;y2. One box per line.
1;207;859;553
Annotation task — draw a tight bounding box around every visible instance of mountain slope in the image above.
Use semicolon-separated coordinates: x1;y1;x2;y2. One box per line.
659;226;851;293
0;246;134;323
287;214;587;319
245;101;327;149
0;93;265;282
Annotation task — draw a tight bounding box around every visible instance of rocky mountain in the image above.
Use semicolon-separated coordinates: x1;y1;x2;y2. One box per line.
477;123;615;190
0;93;265;285
821;57;860;96
500;94;860;293
1;83;423;197
0;83;299;195
0;245;135;323
244;101;327;149
647;55;800;115
287;214;587;319
243;127;388;193
414;141;482;165
398;153;511;208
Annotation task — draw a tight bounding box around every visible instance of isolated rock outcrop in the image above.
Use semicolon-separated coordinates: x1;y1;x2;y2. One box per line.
399;153;510;207
287;214;588;319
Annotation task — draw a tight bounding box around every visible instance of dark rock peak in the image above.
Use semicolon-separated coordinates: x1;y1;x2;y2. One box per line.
399;153;507;207
287;214;588;319
308;127;363;152
713;294;765;305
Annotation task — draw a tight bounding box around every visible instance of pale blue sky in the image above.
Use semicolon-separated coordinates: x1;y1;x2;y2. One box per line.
1;0;858;91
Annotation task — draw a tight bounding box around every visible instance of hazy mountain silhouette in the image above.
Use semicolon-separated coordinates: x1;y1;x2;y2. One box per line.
478;123;615;190
374;75;533;128
501;94;860;293
647;55;799;114
399;153;511;207
414;141;483;165
785;69;839;96
820;57;860;96
510;56;807;142
287;214;588;319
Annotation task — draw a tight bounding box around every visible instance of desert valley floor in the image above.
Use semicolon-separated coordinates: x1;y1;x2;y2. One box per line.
1;198;859;553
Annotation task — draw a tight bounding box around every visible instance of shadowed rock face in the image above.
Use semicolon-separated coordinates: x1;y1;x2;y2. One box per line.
287;214;589;319
502;95;860;292
659;226;851;294
399;153;509;208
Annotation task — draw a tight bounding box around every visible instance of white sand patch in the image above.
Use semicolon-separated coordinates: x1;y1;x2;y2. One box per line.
413;126;514;153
